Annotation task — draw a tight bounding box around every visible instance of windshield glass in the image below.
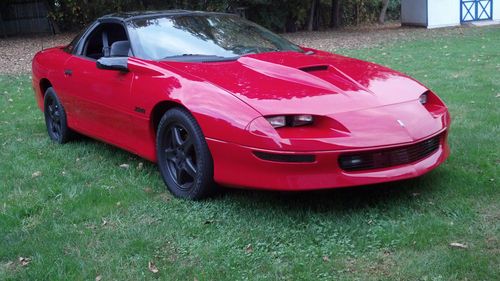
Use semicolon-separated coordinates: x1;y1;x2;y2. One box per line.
127;14;303;61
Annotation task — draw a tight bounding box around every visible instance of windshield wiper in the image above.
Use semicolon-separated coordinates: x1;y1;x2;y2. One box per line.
161;54;239;62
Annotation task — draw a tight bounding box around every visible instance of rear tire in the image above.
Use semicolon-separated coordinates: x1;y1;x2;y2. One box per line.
156;108;215;200
44;88;71;144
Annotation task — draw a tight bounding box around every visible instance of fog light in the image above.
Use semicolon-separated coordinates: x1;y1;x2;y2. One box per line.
349;157;362;165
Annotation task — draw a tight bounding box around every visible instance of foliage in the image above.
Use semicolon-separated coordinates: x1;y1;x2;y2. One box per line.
1;27;499;280
46;0;401;32
340;0;401;25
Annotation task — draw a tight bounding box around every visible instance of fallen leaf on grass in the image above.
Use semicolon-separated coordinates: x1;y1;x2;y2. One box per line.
18;257;30;266
32;171;42;178
95;275;102;281
245;244;253;254
322;256;330;262
449;242;468;249
137;162;144;170
204;219;214;225
143;187;153;193
119;164;130;169
148;261;159;273
157;193;172;203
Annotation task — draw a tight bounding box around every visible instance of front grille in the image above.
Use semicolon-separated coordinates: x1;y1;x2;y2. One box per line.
338;134;442;172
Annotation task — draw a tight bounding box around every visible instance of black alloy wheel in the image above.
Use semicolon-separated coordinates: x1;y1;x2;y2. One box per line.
156;108;214;199
164;124;197;189
44;88;71;144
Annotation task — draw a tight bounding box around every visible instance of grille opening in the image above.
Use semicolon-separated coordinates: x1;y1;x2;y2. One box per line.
253;151;315;163
339;134;442;172
299;65;329;72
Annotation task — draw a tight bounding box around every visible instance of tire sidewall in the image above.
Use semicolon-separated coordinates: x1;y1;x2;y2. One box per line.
43;88;70;144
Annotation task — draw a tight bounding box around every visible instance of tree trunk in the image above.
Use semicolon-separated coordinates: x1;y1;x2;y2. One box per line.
307;0;317;31
379;0;390;24
329;0;341;28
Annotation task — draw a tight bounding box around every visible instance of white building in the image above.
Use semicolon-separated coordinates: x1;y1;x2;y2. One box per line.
401;0;500;28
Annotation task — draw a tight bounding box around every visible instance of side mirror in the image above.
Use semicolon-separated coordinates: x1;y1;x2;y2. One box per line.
96;57;128;72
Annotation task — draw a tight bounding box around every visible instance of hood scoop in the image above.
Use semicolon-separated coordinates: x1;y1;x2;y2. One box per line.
238;57;339;92
299;65;329;73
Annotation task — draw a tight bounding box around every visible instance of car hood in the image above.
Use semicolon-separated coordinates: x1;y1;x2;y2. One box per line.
161;51;444;147
161;51;428;116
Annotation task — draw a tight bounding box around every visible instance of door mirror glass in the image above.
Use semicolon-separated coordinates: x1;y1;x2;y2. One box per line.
96;57;128;72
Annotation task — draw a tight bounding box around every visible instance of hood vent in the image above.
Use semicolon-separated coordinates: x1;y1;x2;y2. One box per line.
299;65;329;73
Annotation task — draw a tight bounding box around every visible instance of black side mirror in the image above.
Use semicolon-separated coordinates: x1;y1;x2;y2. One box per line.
96;57;128;72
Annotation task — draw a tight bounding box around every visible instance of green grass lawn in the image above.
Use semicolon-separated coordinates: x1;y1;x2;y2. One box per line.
1;26;499;281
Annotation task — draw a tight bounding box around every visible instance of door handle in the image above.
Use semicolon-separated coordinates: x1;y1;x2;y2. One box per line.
64;69;73;76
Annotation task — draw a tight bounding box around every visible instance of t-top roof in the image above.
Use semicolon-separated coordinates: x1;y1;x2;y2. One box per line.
99;10;229;22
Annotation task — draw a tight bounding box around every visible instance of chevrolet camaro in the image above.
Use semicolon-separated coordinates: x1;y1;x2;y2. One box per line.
32;10;451;199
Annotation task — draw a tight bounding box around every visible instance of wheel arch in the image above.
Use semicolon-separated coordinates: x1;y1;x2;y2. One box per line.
150;100;188;135
39;78;52;98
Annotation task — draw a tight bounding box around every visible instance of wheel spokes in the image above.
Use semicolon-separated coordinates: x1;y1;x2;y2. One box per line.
184;157;197;178
175;165;183;182
47;98;62;139
52;108;61;122
163;123;198;189
171;126;183;148
164;148;176;158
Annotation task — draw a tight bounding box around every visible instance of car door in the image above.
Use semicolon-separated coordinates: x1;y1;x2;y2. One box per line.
60;22;136;150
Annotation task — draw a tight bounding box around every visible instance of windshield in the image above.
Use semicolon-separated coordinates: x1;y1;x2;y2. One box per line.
127;14;303;61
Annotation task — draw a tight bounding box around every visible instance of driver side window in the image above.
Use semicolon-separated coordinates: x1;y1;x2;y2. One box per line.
83;23;130;59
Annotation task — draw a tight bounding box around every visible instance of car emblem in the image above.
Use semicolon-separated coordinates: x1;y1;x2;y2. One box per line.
397;119;406;128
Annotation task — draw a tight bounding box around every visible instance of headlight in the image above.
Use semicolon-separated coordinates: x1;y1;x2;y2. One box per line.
265;114;314;128
291;114;313;126
266;116;286;128
419;92;428;105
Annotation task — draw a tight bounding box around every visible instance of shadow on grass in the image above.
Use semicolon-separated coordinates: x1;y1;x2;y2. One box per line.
62;132;449;214
212;171;447;215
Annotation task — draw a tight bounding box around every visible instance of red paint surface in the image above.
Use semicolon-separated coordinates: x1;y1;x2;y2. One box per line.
32;47;450;190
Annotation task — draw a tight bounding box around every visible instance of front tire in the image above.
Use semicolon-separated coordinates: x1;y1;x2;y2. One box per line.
44;88;71;144
156;108;215;200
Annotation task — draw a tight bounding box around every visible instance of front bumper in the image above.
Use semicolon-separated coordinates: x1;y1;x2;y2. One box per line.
206;131;449;191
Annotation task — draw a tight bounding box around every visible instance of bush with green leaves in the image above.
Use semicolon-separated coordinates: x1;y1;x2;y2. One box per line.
46;0;401;32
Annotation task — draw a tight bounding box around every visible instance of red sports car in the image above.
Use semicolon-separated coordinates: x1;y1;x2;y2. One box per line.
32;10;450;199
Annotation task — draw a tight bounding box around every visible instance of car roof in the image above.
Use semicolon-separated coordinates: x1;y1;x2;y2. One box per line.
98;10;231;22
